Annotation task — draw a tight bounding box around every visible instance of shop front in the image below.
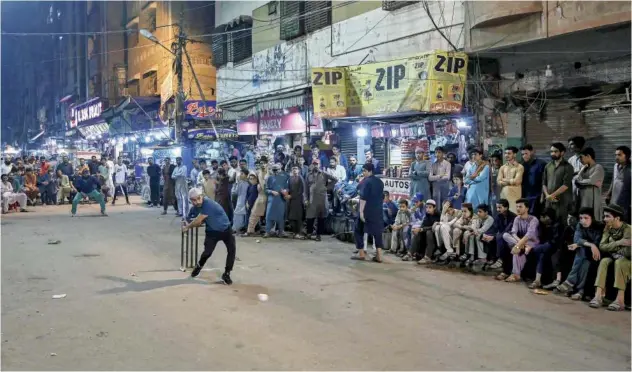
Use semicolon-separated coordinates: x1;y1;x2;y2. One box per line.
311;50;472;197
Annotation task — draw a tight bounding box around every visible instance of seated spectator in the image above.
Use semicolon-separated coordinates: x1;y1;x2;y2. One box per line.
447;174;466;210
389;199;411;256
436;204;475;263
401;194;425;261
526;207;565;289
411;199;440;263
40;168;57;205
382;191;398;227
486;199;517;275
23;168;39;204
434;201;462;261
56;169;73;205
501;198;539;283
465;204;495;265
555;207;603;298
590;204;631;311
1;174;27;213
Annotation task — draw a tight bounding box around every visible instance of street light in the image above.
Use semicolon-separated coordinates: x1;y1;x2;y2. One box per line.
139;28;173;55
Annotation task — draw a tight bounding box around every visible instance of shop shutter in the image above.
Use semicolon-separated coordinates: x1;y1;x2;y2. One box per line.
211;26;227;67
581;94;631;189
373;138;386;168
338;128;356;158
280;1;304;41
525;100;586;158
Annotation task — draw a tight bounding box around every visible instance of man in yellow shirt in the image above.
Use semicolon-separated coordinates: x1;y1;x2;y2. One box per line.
497;146;524;213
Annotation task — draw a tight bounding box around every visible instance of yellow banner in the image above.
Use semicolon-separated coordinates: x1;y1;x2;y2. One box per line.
311;51;468;118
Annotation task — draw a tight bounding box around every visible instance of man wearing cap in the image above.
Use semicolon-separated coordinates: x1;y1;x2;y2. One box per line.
264;163;289;238
71;169;107;217
409;148;430;201
352;163;385;262
589;204;630;311
184;188;236;285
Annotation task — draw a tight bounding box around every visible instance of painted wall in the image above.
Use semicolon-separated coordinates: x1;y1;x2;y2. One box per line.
217;1;465;104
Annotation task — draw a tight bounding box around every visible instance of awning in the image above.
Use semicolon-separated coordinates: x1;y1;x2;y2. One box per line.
219;88;308;120
28;130;45;143
59;94;73;103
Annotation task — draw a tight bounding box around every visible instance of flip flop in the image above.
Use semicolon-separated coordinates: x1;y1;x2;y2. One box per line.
371;256;382;263
350;255;366;261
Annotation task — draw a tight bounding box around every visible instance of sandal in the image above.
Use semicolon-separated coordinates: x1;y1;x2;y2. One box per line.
488;260;503;270
543;280;561;290
589;297;603;308
371;256;382;263
555;282;572;294
570;292;583;301
417;257;432;265
495;273;509;281
350;254;366;261
401;254;412;261
528;280;541;289
607;302;625;312
505;274;521;283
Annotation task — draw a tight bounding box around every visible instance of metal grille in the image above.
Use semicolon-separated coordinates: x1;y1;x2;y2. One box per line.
280;1;304;41
581;95;631;189
338;128;356;158
211;27;227;67
305;1;331;34
525;100;587;159
230;24;252;64
382;1;417;11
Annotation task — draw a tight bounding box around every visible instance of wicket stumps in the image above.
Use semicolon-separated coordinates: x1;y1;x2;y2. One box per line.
180;227;199;271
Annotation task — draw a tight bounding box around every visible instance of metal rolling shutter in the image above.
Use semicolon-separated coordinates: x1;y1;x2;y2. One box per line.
305;1;331;34
338;128;356;158
280;1;304;41
525;100;586;159
581;94;631;189
373;138;386;168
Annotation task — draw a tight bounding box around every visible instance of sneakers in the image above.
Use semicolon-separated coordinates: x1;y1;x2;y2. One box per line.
221;272;233;285
190;265;202;278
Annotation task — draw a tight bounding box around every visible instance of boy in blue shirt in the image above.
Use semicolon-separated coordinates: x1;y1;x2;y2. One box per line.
183;188;236;284
71;169;106;217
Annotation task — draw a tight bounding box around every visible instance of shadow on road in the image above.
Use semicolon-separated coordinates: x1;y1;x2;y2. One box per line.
96;275;209;295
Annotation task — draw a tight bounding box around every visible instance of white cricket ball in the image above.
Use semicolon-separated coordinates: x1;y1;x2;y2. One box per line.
255;239;261;243
257;293;269;302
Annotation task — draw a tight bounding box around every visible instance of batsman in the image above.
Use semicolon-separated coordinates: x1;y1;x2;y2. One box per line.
182;188;236;285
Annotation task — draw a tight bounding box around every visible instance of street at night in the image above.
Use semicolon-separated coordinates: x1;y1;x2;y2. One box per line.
1;198;630;370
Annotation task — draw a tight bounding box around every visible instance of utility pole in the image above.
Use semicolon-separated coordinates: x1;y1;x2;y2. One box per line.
174;11;185;143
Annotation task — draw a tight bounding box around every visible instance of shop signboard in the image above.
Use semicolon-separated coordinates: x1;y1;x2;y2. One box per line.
311;50;468;118
184;100;219;120
236;106;323;136
77;122;109;138
185;128;238;141
71;97;104;128
381;177;410;200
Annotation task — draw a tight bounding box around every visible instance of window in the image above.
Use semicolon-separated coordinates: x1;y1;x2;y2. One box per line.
127;79;140;97
280;1;332;40
128;24;139;48
142;71;158;96
382;1;418;11
145;7;156;33
212;17;253;67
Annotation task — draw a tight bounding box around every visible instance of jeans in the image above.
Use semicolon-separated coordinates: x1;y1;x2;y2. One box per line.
531;242;556;275
71;190;105;215
198;228;236;273
565;248;591;292
496;232;512;274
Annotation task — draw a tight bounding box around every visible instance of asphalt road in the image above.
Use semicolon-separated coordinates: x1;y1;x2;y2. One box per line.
1;197;630;370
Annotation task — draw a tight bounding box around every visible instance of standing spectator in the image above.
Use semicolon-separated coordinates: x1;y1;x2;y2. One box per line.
520;144;547;215
161;157;177;215
264;163;289;238
196;160;208;186
200;170;216;201
145;158;161;207
88;156;100;175
497;147;524;213
429;146;451;208
305;162;335;241
464;148;490;210
351;163;385;262
486;199;517;274
567;136;586;178
232;169;250;233
243;173;264;237
244;145;256;171
575;147;605;221
98;158;113;198
286;165;306;239
542;142;574;222
172;157;189;217
284;146;303;173
190;159;200;186
326;157;347;183
390;199;412;256
555;207;603;299
307;146;328;171
228;156;240;209
489;153;502;213
346;156;361;182
216;168;234;224
76;158;89;175
112;158;130;205
331;144;349;170
502;198;539;282
364;150;381;175
447;152;462;182
589;204;631;311
606;146;631;223
409;149;430;200
526;207;565;289
56;155;74;179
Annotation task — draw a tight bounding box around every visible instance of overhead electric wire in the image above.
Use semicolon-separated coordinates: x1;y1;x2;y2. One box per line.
1;23;176;36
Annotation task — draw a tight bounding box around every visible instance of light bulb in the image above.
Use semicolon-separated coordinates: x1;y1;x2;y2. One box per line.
356;127;367;137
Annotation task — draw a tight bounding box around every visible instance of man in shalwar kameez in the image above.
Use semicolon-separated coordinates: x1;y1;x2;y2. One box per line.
464;149;490;210
264;163;289;237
